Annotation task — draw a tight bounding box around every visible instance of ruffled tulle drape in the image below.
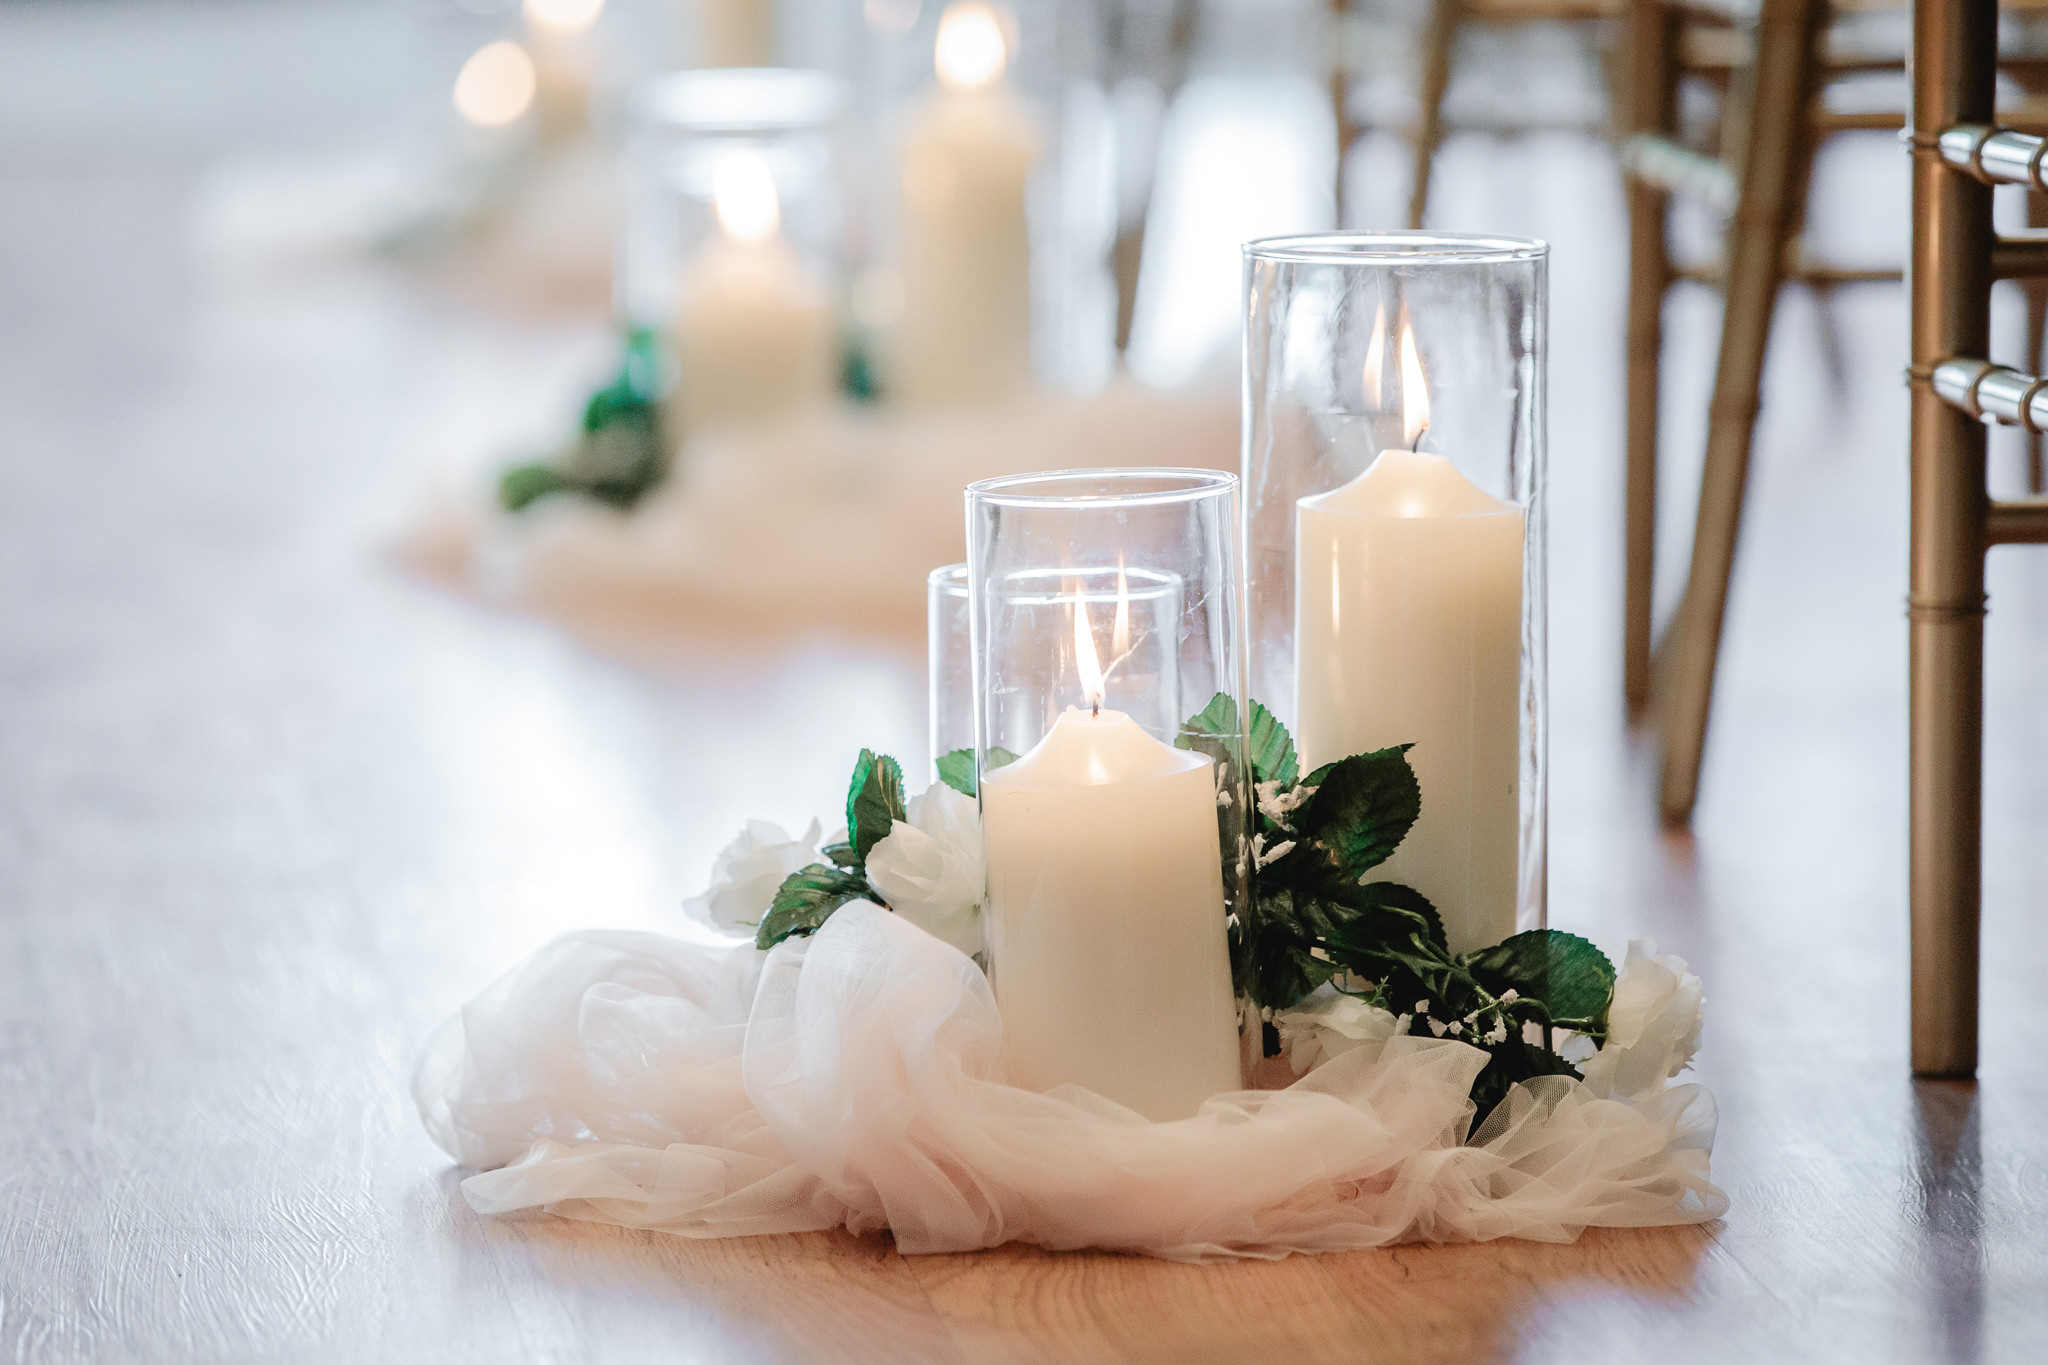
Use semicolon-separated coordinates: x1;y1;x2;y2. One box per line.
415;903;1726;1261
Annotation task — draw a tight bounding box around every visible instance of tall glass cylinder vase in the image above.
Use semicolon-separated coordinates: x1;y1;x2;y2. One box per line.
966;469;1247;1121
927;563;973;782
1242;233;1547;954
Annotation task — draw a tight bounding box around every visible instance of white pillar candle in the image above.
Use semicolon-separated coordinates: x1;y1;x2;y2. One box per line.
672;154;835;435
524;0;603;139
1293;325;1523;953
895;2;1038;409
980;601;1241;1122
697;0;773;67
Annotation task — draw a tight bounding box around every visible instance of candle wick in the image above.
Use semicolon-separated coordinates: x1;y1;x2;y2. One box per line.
1411;422;1429;454
1091;696;1100;718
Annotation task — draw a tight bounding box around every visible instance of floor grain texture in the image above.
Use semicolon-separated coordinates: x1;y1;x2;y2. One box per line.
3;4;2047;1362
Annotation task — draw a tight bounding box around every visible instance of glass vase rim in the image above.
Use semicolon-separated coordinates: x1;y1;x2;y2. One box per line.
965;467;1238;510
1242;231;1549;266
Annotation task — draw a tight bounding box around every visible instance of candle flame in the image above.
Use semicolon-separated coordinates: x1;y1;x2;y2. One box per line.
525;0;604;36
935;2;1008;91
453;40;538;128
1072;593;1106;716
1399;319;1430;450
1361;302;1386;410
714;154;780;245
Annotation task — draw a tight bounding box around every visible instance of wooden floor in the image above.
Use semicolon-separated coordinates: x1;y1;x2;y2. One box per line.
4;5;2048;1363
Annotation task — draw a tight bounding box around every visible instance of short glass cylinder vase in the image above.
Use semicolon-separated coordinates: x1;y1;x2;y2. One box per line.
965;469;1248;1121
1242;232;1547;954
616;68;848;434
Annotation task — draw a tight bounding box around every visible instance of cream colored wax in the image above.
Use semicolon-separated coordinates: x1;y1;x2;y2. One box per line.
697;0;773;67
672;158;834;435
894;3;1038;409
980;707;1242;1121
1294;449;1523;952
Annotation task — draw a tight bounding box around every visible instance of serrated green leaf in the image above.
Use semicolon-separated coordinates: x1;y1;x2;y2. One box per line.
1245;699;1298;788
1465;930;1617;1031
1293;745;1420;887
1182;694;1299;791
933;746;1019;799
1174;693;1239;781
845;750;907;867
1179;692;1239;742
754;864;874;949
935;749;978;797
821;841;861;869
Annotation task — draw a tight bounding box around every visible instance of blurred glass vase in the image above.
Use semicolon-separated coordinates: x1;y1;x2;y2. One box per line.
618;68;847;436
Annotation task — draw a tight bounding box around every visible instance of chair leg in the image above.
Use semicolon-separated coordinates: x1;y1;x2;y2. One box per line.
1410;0;1462;229
1624;0;1678;714
1331;0;1359;225
1907;0;1994;1084
1658;0;1824;819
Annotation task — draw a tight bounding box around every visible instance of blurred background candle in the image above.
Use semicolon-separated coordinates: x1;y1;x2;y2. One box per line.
895;1;1038;409
697;0;774;68
979;594;1240;1122
523;0;603;139
671;151;834;434
1294;323;1523;952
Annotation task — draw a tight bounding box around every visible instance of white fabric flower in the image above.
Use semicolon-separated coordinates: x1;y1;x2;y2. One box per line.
1579;939;1706;1102
1272;988;1403;1075
864;784;985;957
683;819;822;936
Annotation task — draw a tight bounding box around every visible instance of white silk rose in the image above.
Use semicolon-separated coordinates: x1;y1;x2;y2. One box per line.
1579;939;1706;1102
684;819;822;936
864;784;985;957
1272;989;1403;1075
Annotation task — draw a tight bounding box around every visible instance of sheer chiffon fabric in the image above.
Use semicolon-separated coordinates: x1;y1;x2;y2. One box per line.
415;903;1726;1261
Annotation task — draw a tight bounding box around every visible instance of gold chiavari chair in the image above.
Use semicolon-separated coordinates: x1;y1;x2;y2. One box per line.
1623;0;2048;820
1908;0;2048;1077
1406;0;1624;229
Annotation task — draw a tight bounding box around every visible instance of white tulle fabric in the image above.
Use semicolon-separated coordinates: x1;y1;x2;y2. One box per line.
414;903;1727;1261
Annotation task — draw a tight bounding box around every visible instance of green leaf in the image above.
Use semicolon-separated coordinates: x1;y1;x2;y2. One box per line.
1181;694;1298;791
845;749;908;867
1236;887;1338;1010
754;864;874;949
499;461;569;512
1245;699;1299;788
1321;880;1449;959
1175;693;1240;781
1466;930;1617;1031
933;747;1018;799
935;749;978;797
1293;746;1421;888
821;841;861;869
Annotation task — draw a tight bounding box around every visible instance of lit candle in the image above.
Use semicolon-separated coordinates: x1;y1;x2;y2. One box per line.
671;153;835;435
980;590;1241;1122
895;2;1038;409
524;0;603;139
1293;318;1524;953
